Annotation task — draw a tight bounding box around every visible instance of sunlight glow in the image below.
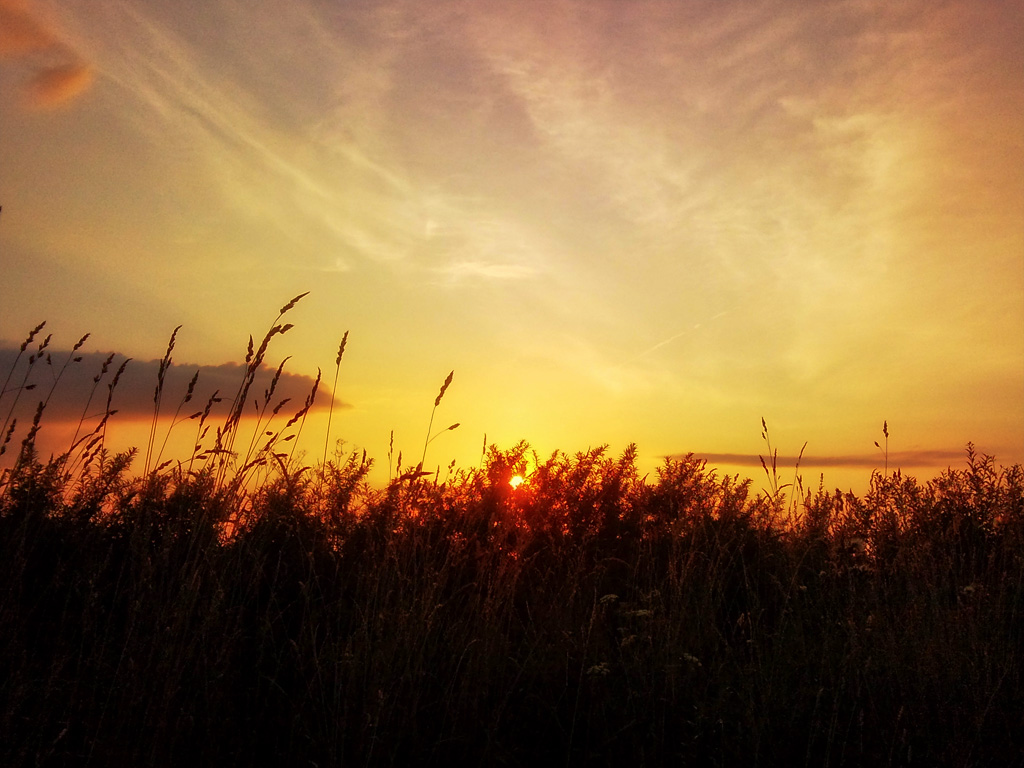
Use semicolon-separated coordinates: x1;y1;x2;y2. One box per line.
509;474;525;489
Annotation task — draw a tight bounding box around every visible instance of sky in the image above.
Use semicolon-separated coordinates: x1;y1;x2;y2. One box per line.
1;0;1022;494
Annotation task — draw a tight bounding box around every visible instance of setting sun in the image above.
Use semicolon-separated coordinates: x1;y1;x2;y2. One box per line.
509;474;525;490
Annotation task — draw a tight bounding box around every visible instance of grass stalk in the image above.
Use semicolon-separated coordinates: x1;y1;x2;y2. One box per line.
421;370;455;470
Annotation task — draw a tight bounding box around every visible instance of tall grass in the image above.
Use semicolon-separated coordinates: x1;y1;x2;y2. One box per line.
1;310;1022;767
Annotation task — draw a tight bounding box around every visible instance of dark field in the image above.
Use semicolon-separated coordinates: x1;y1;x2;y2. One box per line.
2;316;1022;767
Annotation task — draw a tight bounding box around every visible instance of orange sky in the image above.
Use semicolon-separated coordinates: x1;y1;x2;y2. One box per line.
1;0;1022;494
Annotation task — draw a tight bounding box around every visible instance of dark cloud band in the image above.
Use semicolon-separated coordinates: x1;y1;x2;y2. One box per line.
680;450;969;470
0;346;340;425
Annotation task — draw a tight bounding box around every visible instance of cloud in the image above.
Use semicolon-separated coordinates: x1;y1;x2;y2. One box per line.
0;346;341;427
51;0;420;268
24;60;93;108
0;0;54;54
0;0;93;109
434;260;539;283
635;311;732;361
682;450;968;470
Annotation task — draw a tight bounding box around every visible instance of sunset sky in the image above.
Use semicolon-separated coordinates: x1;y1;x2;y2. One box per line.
1;0;1022;493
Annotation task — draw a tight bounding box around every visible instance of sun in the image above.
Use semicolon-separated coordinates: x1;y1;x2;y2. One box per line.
509;474;525;489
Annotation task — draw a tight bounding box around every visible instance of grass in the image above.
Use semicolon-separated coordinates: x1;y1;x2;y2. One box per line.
1;308;1022;767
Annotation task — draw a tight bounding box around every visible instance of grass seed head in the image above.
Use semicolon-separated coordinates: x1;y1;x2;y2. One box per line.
72;333;90;352
336;331;349;366
20;321;46;352
279;291;309;315
435;370;454;407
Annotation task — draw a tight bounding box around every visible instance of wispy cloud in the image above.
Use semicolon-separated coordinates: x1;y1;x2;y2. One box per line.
47;0;425;268
434;260;539;284
635;311;732;361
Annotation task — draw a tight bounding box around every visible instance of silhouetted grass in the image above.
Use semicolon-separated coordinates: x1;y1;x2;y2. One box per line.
1;313;1022;767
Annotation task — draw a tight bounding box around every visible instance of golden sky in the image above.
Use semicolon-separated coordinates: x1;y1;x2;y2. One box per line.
1;0;1022;492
